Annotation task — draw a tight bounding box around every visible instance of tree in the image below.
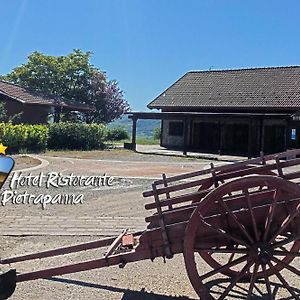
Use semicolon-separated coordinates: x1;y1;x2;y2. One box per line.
153;127;161;140
4;50;130;123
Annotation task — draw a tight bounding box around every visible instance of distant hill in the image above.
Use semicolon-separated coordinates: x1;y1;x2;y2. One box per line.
109;116;161;138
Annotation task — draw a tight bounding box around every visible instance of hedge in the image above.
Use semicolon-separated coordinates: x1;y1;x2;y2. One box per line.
107;126;129;141
0;123;49;153
48;122;108;150
0;122;108;153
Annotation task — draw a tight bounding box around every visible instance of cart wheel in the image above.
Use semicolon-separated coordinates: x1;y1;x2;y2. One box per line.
184;175;300;300
197;168;278;279
195;166;276;198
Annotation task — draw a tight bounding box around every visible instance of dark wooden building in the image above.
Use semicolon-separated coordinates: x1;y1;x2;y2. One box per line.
0;80;91;124
129;66;300;157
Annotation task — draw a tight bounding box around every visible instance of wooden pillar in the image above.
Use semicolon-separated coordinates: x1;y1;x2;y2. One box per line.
248;119;253;159
284;119;289;151
183;118;188;155
131;117;137;151
259;119;264;153
218;121;222;155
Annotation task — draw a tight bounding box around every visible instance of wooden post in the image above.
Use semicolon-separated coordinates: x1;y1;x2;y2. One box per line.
247;119;253;159
284;119;289;151
183;118;188;155
218;121;222;155
131;117;137;151
259;119;264;153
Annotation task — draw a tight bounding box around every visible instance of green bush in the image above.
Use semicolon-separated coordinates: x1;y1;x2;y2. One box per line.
107;126;129;141
153;127;161;140
0;123;48;153
48;122;107;150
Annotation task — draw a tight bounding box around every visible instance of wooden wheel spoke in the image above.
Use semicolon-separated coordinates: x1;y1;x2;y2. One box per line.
263;189;281;241
272;233;300;249
199;254;249;281
195;247;247;255
271;256;300;276
218;260;253;300
267;261;300;300
262;264;273;299
269;202;300;243
184;176;300;300
247;263;259;300
279;246;288;251
244;188;259;241
198;212;250;247
227;244;237;264
218;198;254;244
272;250;300;257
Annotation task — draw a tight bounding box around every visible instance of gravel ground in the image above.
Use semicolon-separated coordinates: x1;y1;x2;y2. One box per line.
11;156;41;171
44;149;212;163
0;235;299;300
0;151;299;299
0;236;198;300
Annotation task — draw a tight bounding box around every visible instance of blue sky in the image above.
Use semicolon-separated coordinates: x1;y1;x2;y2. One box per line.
1;0;300;111
0;157;14;174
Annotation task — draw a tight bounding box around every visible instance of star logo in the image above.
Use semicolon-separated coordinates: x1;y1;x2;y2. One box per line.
0;143;8;155
0;156;14;190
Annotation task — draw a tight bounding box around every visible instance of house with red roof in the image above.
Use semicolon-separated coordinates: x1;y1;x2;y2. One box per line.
0;81;92;124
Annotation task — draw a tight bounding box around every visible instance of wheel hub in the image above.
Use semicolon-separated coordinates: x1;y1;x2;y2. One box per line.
249;243;273;264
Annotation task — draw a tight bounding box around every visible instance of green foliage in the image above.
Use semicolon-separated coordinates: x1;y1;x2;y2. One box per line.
0;123;48;153
48;122;107;150
153;127;161;140
107;126;129;141
136;137;160;145
5;50;130;123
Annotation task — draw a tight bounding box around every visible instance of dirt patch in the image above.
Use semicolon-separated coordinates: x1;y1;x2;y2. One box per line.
11;155;41;171
45;149;207;163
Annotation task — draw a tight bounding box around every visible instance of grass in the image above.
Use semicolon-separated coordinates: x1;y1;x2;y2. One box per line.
45;149;135;159
108;138;160;146
136;138;160;145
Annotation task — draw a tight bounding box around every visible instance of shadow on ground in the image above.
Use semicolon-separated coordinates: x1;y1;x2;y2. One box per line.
205;278;300;300
49;276;300;300
49;277;195;299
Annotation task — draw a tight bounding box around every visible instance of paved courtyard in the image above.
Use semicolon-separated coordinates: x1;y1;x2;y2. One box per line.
0;152;214;236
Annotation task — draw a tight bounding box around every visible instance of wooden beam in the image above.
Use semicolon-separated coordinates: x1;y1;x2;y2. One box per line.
218;121;223;155
247;119;253;159
131;117;137;151
183;118;188;155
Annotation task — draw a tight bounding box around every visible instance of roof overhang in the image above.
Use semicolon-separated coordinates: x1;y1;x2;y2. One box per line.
126;111;292;120
0;91;94;112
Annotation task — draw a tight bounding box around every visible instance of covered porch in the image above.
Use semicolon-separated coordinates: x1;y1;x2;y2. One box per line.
126;111;296;158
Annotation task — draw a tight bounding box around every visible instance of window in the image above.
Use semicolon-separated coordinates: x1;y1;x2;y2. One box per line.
291;128;297;140
168;121;183;136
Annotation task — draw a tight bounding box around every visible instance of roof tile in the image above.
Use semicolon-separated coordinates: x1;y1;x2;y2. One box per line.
148;66;300;111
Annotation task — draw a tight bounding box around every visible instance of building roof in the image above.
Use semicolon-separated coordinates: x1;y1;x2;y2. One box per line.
148;66;300;112
0;80;92;111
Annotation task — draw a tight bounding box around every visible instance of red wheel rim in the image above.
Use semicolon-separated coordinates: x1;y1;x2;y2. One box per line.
184;175;300;299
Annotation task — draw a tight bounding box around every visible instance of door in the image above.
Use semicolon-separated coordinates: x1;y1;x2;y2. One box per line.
192;122;220;153
263;125;285;154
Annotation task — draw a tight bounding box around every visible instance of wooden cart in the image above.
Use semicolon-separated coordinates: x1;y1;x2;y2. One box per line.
1;149;300;299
